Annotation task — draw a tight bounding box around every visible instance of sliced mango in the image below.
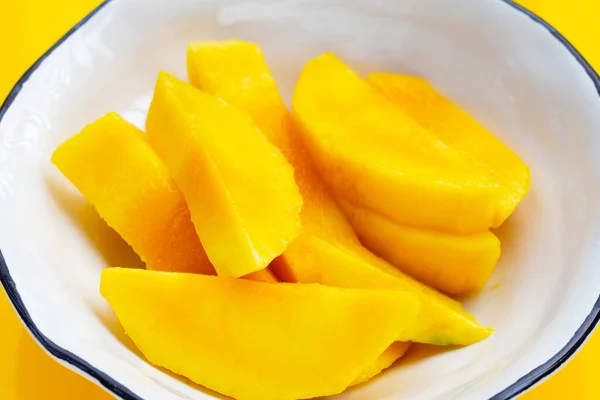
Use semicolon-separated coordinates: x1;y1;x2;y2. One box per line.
101;268;420;400
292;53;503;234
350;342;412;386
187;40;359;248
51;113;214;275
340;201;501;295
188;41;412;376
187;39;360;287
146;72;303;278
186;40;491;346
296;236;492;345
367;72;530;225
243;268;278;283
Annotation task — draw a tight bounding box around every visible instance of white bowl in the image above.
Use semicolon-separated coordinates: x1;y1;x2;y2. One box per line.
1;0;600;399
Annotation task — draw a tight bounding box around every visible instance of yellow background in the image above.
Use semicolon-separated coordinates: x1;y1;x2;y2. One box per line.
0;0;598;398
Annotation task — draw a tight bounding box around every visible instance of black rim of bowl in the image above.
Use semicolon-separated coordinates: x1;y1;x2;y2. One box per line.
0;1;599;399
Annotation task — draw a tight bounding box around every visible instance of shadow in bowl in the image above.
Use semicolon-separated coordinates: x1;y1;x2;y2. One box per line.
45;174;145;270
394;343;463;369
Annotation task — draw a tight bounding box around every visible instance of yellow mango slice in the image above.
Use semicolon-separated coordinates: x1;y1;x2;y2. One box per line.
187;40;359;248
297;236;492;345
340;201;501;295
367;73;530;225
292;53;502;234
101;268;420;400
51;113;213;275
146;72;302;278
186;40;491;346
350;342;412;386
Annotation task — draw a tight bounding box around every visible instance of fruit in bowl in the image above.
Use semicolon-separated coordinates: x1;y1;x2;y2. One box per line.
50;40;529;400
3;0;600;399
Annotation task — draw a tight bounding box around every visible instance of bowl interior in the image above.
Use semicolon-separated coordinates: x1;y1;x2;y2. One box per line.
1;0;600;399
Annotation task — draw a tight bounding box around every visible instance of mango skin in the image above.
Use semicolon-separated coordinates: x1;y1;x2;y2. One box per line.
367;72;530;226
51;113;213;275
340;201;501;295
186;40;492;347
146;72;302;278
292;53;503;234
101;268;420;400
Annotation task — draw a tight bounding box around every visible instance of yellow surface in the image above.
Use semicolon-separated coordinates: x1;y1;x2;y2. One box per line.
0;0;599;398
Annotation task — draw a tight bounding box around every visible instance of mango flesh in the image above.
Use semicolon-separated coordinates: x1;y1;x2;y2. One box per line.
101;268;420;400
340;200;501;295
146;71;303;278
299;236;491;345
292;53;503;234
51;113;213;275
188;39;362;289
188;40;410;379
367;73;530;225
244;268;278;283
350;341;412;386
186;40;491;346
187;41;359;249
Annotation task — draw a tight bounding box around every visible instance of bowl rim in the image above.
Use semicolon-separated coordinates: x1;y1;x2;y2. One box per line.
1;1;599;399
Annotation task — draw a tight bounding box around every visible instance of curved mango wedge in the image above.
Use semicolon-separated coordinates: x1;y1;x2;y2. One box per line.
367;73;530;225
350;342;412;386
101;268;420;400
297;236;492;345
146;72;302;278
340;201;501;295
51;113;214;275
292;53;502;234
187;40;359;249
186;40;492;346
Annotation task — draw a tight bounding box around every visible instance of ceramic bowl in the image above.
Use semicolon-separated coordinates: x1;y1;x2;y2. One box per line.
1;0;600;399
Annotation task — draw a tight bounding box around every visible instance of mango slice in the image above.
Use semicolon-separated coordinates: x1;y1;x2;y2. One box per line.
101;268;420;400
146;72;303;278
187;40;359;249
292;53;503;234
299;236;492;345
51;113;213;275
367;72;530;225
186;40;491;346
350;341;412;386
340;201;501;295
